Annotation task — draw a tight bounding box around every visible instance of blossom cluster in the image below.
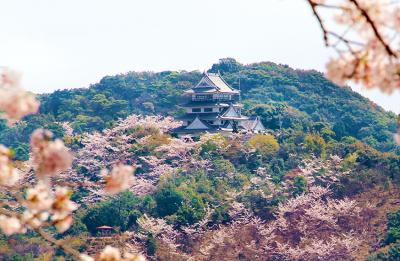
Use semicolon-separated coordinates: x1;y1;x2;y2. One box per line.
24;183;78;233
102;164;135;195
296;154;349;186
81;246;145;261
308;0;400;93
0;68;145;260
71;118;217;202
193;186;369;260
137;214;180;251
31;129;73;177
0;67;39;124
0;145;20;186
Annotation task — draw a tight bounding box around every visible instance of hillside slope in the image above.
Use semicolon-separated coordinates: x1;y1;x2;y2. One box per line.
0;58;398;158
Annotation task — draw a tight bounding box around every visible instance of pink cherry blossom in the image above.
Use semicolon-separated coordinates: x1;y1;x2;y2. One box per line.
103;164;135;195
0;145;20;186
0;68;39;124
30;129;73;177
0;215;22;235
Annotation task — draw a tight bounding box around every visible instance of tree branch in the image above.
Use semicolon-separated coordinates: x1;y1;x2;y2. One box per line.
306;0;329;46
348;0;398;57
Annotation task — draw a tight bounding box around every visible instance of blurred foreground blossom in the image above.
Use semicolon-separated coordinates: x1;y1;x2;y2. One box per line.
25;182;53;211
30;129;73;177
0;145;20;186
0;67;39;124
96;246;146;261
102;164;135;195
307;0;400;93
51;186;78;232
0;215;23;235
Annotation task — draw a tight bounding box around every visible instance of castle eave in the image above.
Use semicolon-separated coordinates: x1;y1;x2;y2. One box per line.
219;116;249;121
177;113;220;121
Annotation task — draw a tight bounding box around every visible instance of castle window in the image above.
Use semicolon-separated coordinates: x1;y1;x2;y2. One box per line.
192;108;201;113
194;95;212;101
204;108;213;112
214;94;230;101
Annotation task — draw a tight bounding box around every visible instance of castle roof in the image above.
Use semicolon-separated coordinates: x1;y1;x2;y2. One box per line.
239;116;265;132
173;115;219;134
184;72;239;94
219;104;248;121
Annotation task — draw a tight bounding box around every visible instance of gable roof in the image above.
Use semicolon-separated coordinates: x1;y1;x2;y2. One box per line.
240;116;266;131
221;104;240;118
185;115;212;130
189;73;239;94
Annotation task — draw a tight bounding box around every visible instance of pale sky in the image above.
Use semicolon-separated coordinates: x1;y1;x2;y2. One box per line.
0;0;399;113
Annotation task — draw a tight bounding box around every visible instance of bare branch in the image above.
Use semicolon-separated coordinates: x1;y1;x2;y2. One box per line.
306;0;329;46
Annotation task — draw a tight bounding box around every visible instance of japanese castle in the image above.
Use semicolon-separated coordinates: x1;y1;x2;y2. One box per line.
173;72;265;135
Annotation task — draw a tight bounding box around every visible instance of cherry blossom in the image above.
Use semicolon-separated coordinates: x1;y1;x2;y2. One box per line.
60;122;74;137
21;210;49;229
50;186;78;232
0;145;20;186
96;245;146;261
0;67;39;124
307;0;400;93
102;164;135;195
30;129;73;177
0;215;23;235
99;246;122;261
137;214;180;251
25;182;53;212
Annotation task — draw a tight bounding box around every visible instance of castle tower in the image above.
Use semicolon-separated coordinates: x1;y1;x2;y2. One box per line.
173;72;265;135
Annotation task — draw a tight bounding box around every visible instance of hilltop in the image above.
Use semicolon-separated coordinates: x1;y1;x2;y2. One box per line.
0;58;397;160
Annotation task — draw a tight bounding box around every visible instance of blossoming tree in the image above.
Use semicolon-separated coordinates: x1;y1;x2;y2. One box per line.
0;68;145;261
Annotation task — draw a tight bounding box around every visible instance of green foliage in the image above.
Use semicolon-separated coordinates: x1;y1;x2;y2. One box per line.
176;192;206;225
242;191;285;220
146;234;157;256
1;59;399;257
65;211;88;236
385;209;400;245
7;254;35;261
368;209;400;260
0;114;65;160
334;168;389;197
12;143;30;161
304;134;326;157
154;186;184;217
0;58;397;162
211;159;236;177
248;134;280;157
367;242;400;261
211;204;231;223
154;181;207;225
82;191;142;234
341;152;358;171
291;176;308;196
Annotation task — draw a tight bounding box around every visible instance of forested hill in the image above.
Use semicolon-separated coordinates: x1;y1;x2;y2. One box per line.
1;58;398;158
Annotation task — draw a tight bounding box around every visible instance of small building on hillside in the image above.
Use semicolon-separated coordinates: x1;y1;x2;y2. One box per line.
173;72;265;136
96;225;115;237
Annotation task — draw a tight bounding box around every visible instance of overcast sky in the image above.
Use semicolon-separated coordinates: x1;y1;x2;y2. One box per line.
1;0;399;113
